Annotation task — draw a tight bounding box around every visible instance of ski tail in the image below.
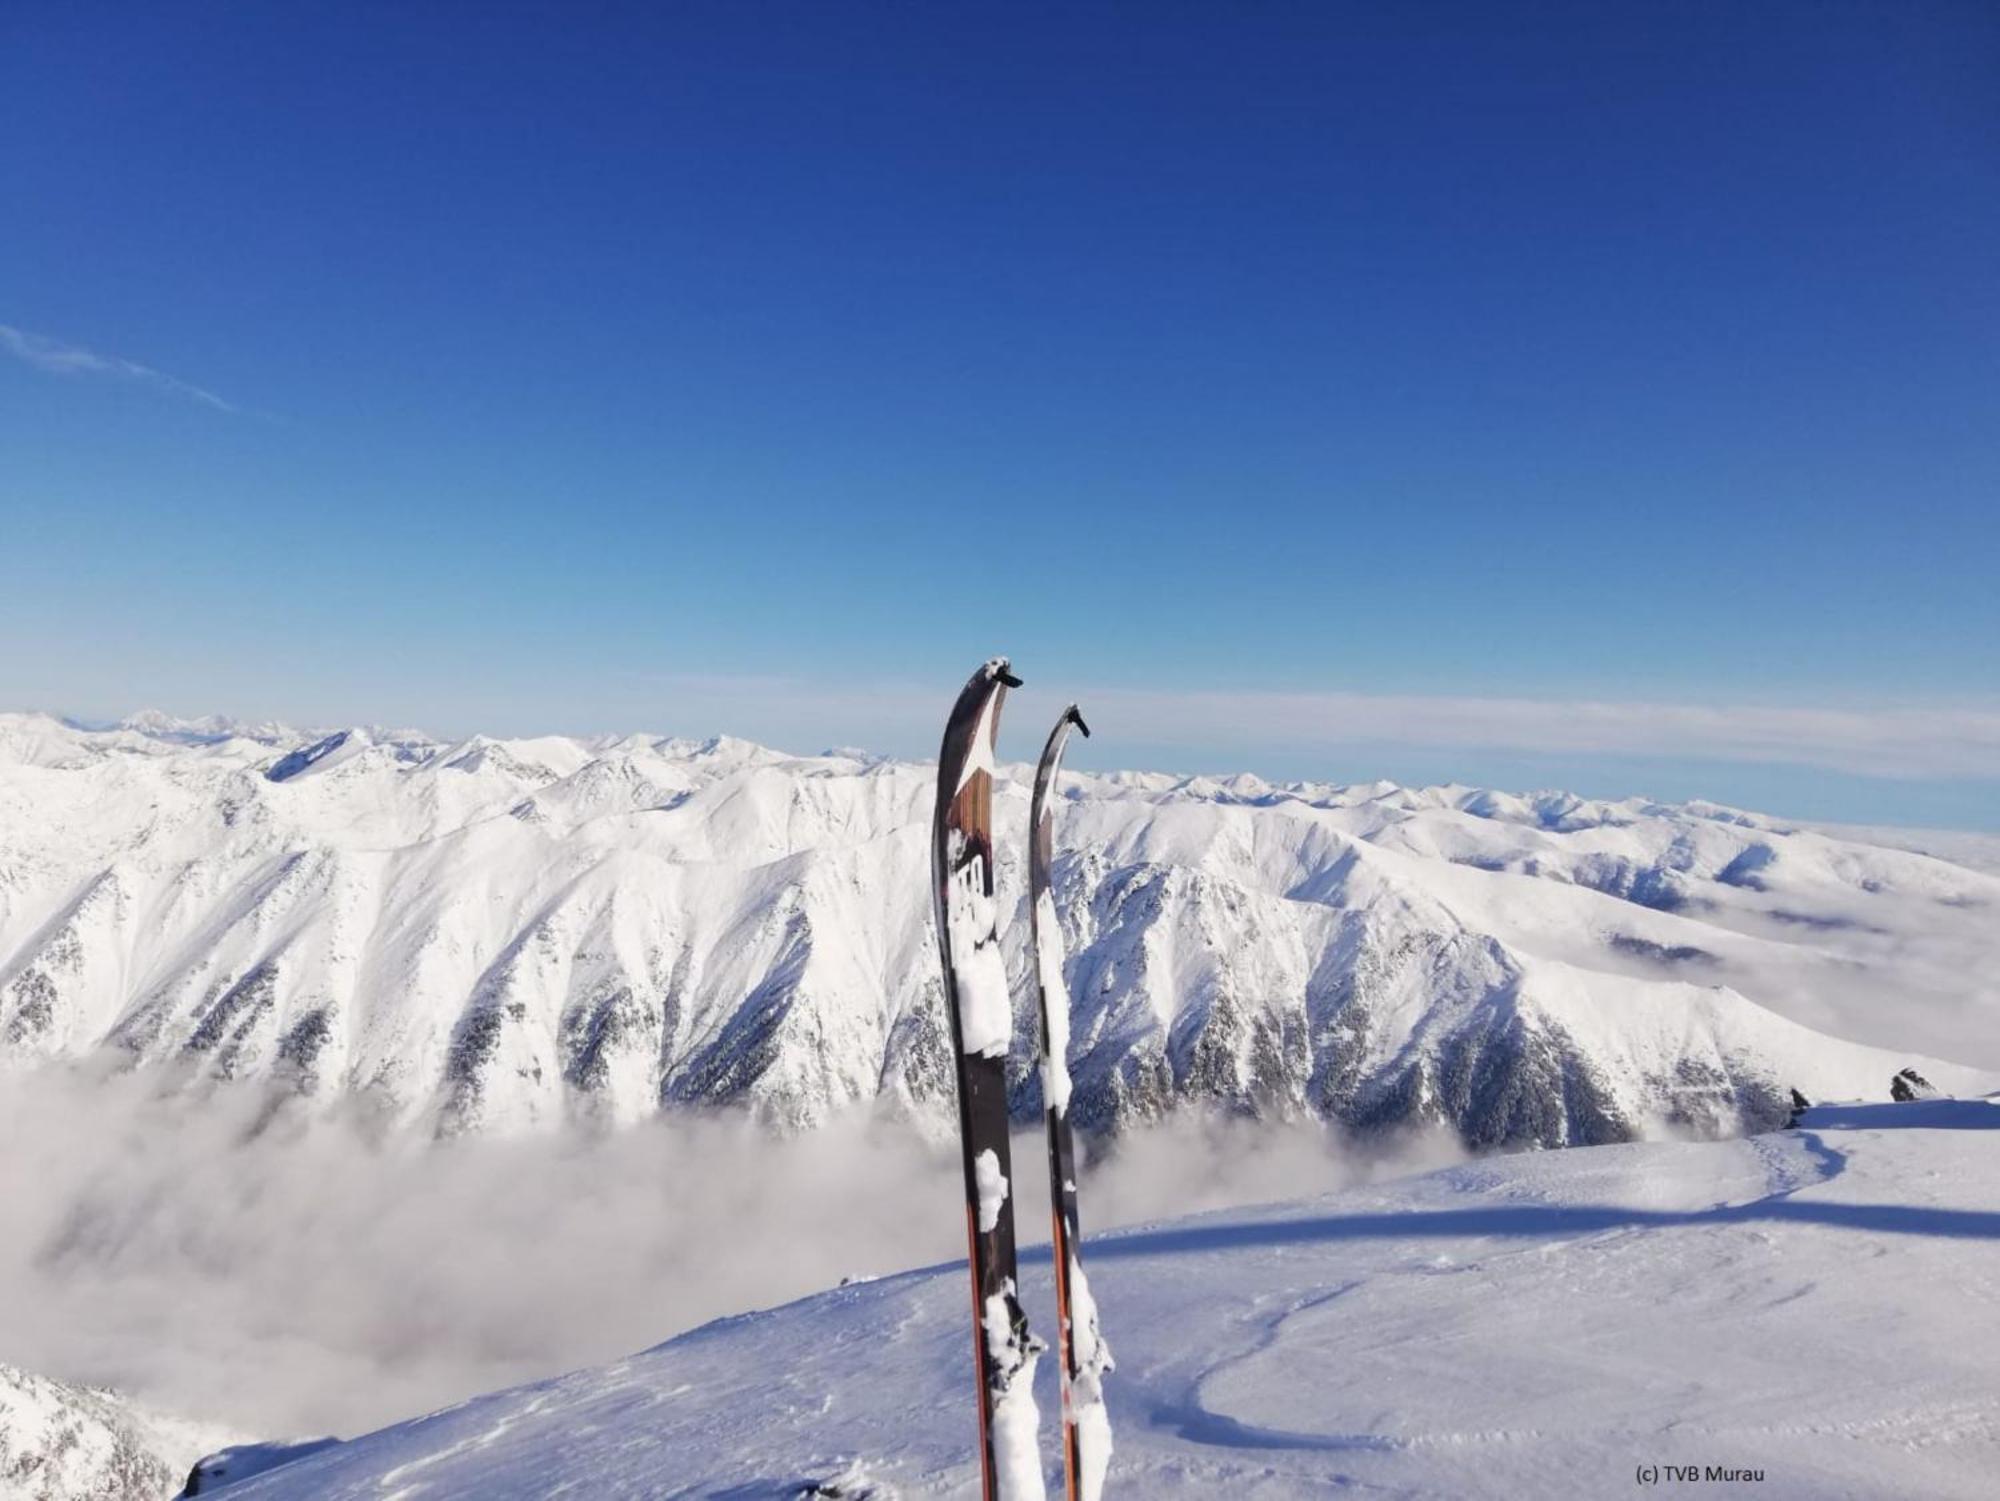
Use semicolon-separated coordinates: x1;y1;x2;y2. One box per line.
932;658;1046;1501
1028;704;1114;1501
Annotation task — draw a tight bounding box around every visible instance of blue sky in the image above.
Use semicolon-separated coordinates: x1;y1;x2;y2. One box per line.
2;2;1995;826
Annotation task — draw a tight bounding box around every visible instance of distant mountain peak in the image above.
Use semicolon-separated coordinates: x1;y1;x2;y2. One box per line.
114;709;297;745
1;709;1994;1146
0;1362;235;1501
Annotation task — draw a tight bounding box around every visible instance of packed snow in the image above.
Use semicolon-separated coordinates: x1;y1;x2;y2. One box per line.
202;1098;2000;1499
1033;890;1074;1116
1063;1251;1114;1501
945;850;1013;1059
974;1149;1010;1234
983;1281;1047;1501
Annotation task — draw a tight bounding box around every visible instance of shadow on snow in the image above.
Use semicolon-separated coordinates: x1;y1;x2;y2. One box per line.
1095;1104;2000;1261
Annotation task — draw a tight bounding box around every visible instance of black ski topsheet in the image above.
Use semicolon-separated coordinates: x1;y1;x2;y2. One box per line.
1029;705;1114;1501
932;658;1045;1501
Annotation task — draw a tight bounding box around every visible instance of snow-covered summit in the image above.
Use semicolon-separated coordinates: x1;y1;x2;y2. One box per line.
1;710;1995;1144
0;1361;234;1501
113;709;298;746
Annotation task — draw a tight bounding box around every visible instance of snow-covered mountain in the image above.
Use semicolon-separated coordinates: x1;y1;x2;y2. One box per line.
2;710;1994;1147
0;1362;232;1501
196;1098;2000;1499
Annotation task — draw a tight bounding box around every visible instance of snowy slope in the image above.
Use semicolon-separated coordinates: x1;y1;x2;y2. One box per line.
205;1098;2000;1499
2;711;1995;1147
0;1363;232;1501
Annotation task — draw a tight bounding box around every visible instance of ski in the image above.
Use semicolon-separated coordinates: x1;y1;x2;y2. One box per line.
1028;705;1114;1501
931;657;1046;1501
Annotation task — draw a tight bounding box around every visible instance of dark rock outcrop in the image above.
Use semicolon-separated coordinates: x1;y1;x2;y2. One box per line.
1891;1067;1942;1103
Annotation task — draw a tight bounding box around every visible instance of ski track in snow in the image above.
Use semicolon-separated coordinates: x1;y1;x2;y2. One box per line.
206;1099;2000;1500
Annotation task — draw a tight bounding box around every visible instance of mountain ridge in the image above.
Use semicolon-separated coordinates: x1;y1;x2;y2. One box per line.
2;710;1994;1147
0;1361;233;1501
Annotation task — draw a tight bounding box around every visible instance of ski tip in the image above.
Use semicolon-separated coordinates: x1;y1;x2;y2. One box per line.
981;656;1024;689
1065;704;1091;738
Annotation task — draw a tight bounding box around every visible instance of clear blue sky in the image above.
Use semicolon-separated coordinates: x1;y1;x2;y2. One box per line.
2;2;1995;825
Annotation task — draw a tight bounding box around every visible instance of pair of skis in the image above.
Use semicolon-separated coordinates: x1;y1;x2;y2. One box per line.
931;658;1113;1501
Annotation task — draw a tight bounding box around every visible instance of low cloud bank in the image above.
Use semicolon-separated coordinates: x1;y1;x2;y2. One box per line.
0;1070;1458;1441
623;674;2000;783
1088;688;2000;782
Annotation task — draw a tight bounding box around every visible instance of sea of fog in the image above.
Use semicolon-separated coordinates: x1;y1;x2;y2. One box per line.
0;1068;1461;1442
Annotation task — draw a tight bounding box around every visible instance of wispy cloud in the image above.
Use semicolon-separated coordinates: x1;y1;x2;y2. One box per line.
1079;688;2000;782
0;323;237;412
622;673;2000;782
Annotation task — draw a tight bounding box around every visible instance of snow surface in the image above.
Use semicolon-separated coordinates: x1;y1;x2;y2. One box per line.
983;1282;1047;1501
945;849;1012;1059
204;1099;2000;1498
1033;890;1073;1117
178;1439;342;1497
973;1148;1009;1234
2;710;1997;1146
1064;1252;1113;1501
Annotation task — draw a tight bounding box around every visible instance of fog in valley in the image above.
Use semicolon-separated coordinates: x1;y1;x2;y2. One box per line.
0;1067;1461;1442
